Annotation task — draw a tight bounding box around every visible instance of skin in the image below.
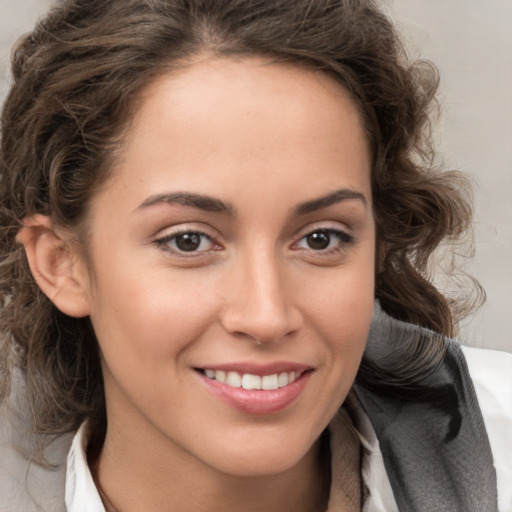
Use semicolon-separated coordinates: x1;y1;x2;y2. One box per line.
23;56;376;511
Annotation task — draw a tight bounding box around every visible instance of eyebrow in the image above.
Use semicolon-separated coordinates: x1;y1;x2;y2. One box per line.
294;188;367;215
136;188;367;216
136;192;236;216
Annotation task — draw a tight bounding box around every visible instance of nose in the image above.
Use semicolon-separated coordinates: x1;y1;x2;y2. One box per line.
219;250;303;344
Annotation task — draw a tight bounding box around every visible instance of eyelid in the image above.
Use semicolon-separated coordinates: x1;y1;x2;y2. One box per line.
290;224;355;253
292;221;353;243
153;224;223;256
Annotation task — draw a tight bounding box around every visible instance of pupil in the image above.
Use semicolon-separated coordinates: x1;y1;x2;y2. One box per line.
176;233;201;251
307;231;330;250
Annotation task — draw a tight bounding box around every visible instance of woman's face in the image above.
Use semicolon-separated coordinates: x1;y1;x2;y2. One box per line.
80;57;375;477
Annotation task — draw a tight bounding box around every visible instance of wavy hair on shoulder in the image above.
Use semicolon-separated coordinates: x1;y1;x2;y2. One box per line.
0;0;483;455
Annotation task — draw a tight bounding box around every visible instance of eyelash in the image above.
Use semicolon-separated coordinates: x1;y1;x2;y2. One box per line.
292;228;355;255
154;229;218;257
153;227;355;257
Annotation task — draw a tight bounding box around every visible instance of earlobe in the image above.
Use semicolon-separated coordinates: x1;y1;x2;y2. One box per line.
17;214;90;318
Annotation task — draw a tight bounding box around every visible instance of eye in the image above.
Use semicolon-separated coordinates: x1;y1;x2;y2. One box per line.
155;230;218;254
295;228;353;252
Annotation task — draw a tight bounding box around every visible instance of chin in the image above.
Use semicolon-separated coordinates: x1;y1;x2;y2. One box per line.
197;431;320;478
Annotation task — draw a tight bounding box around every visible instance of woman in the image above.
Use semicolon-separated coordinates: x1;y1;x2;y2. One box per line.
0;1;510;511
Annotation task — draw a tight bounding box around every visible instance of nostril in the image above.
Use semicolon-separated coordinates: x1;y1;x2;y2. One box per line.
218;262;303;342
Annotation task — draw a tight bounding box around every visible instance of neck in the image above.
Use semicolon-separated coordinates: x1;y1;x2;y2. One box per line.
91;423;332;512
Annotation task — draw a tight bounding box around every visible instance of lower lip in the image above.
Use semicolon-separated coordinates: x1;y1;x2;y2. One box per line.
198;371;312;415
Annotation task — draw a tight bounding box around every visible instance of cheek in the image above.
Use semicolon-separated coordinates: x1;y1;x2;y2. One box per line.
87;262;221;365
301;260;375;338
296;268;374;433
297;255;375;384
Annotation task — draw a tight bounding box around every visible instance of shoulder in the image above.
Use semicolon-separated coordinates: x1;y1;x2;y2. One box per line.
360;305;510;510
0;387;69;512
460;344;512;407
0;433;69;512
460;344;512;511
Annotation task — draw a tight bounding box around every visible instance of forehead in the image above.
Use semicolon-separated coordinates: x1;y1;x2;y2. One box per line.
98;56;372;216
130;56;368;143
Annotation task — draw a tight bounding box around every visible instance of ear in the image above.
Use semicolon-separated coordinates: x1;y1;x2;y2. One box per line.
17;214;91;318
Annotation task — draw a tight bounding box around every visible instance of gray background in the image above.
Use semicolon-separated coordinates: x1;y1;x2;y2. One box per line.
1;0;511;351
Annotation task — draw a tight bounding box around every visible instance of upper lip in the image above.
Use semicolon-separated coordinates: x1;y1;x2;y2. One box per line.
195;361;312;376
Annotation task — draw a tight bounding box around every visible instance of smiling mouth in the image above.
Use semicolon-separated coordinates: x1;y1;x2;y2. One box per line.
197;369;308;390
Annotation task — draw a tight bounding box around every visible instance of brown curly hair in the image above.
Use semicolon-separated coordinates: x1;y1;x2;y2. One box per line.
0;0;479;450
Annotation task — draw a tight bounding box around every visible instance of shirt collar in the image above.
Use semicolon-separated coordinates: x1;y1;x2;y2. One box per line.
65;421;105;512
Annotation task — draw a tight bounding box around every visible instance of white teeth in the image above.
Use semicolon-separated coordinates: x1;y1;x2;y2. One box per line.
262;374;279;390
242;374;262;390
214;370;226;383
225;371;242;387
278;372;289;387
203;369;301;389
